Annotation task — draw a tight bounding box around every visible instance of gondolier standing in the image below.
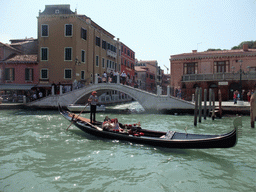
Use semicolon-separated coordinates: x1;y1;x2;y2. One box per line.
88;91;98;123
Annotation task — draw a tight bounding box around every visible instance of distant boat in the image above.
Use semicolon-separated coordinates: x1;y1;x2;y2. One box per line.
67;104;106;113
60;105;241;149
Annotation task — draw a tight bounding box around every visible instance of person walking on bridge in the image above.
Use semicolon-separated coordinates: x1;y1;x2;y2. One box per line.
88;91;98;123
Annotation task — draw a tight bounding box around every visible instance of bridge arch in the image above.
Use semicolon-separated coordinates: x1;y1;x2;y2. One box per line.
73;84;156;110
27;83;195;112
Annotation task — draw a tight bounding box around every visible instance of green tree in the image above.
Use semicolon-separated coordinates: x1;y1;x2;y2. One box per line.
231;40;256;50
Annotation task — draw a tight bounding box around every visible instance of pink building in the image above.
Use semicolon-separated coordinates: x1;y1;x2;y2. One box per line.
170;45;256;101
0;40;39;101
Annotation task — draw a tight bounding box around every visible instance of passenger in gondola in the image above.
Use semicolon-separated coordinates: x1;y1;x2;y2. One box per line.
111;118;120;132
102;119;111;131
104;116;111;122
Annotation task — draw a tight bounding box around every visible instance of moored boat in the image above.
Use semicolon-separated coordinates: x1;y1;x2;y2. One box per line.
59;106;241;149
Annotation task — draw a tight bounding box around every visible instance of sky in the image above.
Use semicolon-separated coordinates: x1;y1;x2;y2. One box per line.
1;0;256;73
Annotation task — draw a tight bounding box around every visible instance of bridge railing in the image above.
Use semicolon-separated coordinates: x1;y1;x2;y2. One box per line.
48;73;171;98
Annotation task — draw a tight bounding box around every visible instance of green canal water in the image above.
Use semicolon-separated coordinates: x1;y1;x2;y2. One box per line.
0;104;255;191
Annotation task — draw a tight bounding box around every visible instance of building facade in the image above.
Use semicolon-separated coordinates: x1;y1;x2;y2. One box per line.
135;66;156;93
0;39;39;100
37;4;121;91
135;60;159;93
170;45;256;101
120;42;135;85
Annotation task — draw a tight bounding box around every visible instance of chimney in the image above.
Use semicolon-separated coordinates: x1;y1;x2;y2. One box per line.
243;44;248;51
192;50;197;53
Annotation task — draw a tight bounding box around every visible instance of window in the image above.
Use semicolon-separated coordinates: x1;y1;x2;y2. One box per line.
65;47;72;61
249;67;256;72
42;25;48;37
81;28;87;40
102;40;106;49
65;24;72;36
107;60;109;68
96;37;100;46
214;61;229;73
25;68;33;81
184;63;198;74
5;68;15;81
81;71;85;80
96;56;99;67
41;48;48;61
64;69;72;79
102;58;105;68
81;50;85;63
41;69;48;79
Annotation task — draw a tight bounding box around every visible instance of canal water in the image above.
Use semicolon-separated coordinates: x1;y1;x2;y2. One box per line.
0;102;255;192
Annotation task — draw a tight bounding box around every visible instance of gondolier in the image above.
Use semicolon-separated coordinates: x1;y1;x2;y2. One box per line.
88;91;98;123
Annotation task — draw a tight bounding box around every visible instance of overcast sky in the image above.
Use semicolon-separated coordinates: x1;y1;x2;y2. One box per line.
1;0;256;73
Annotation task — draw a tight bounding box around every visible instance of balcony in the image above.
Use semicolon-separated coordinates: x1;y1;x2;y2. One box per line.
182;72;256;82
107;50;117;59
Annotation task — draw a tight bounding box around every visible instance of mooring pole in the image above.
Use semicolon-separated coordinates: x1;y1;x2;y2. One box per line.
208;89;212;117
204;89;207;120
250;92;256;128
198;88;202;123
194;87;199;126
212;90;215;120
218;89;222;118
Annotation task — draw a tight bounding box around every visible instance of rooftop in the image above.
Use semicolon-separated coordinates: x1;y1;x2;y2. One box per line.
39;4;75;15
1;54;38;63
170;48;256;61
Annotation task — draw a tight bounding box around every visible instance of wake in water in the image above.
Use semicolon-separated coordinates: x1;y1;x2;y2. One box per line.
107;101;145;113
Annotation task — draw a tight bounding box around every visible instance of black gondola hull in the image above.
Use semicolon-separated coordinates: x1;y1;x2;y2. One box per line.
60;107;238;149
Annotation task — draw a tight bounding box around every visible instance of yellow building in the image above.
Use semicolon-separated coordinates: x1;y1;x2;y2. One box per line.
37;4;121;90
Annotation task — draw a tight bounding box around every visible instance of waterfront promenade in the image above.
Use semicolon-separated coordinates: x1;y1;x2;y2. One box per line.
0;100;251;115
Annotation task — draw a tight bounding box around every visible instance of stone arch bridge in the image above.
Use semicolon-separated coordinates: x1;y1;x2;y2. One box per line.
27;83;195;113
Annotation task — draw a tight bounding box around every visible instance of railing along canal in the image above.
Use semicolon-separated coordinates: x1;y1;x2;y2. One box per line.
182;72;256;82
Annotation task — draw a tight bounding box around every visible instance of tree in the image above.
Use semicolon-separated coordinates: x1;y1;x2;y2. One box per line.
231;40;256;50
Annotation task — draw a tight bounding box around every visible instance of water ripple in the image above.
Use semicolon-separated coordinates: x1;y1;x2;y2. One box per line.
0;109;256;191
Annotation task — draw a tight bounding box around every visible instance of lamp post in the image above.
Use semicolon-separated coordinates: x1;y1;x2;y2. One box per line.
239;60;243;101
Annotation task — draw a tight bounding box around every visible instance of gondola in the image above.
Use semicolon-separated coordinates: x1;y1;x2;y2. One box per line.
59;106;241;149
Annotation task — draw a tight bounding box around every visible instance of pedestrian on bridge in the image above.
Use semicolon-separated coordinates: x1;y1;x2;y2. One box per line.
88;91;98;123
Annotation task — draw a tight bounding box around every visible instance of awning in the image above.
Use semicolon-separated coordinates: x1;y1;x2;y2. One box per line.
0;84;36;90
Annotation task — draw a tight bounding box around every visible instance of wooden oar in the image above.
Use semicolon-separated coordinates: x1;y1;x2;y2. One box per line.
66;103;89;131
84;120;103;131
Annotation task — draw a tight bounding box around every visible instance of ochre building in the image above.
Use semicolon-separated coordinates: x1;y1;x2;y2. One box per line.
37;4;121;90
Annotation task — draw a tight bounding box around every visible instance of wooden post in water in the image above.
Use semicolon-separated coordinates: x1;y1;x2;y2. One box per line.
198;88;202;123
194;87;199;126
204;89;207;120
218;89;222;118
250;92;256;128
208;89;212;117
212;90;215;120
